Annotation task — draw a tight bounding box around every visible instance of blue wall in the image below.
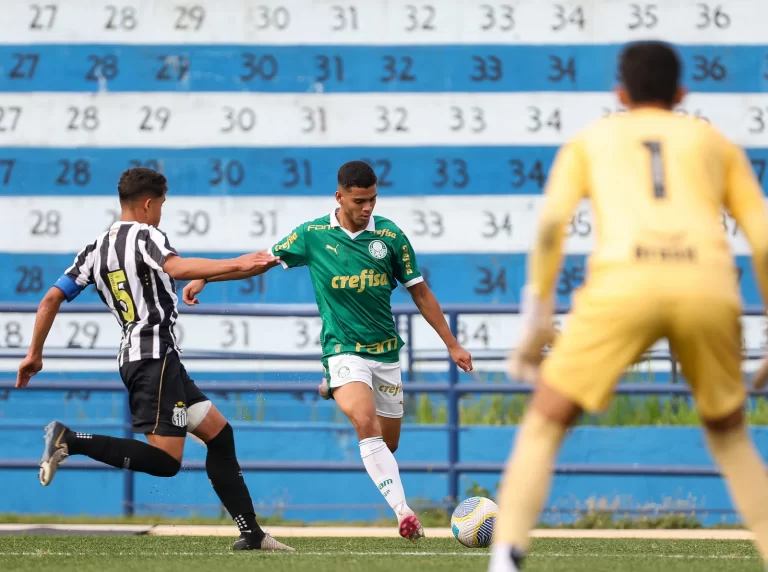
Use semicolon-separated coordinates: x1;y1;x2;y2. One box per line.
3;419;763;526
3;0;767;530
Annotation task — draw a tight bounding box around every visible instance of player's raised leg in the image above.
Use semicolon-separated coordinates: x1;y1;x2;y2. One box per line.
40;351;196;486
38;421;183;486
41;350;195;488
328;355;423;542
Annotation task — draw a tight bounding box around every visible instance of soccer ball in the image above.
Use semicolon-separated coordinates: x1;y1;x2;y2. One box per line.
451;496;498;548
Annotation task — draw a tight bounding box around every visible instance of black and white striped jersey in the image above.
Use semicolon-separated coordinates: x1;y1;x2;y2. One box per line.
55;221;180;365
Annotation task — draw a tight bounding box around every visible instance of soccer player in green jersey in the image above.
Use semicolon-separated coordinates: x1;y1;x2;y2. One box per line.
183;161;473;542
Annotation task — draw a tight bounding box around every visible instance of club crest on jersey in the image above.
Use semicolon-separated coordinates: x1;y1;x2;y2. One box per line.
171;401;187;428
337;366;351;380
368;240;387;259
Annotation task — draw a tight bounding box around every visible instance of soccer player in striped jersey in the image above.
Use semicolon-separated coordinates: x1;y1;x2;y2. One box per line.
16;168;292;552
489;42;768;571
184;161;474;542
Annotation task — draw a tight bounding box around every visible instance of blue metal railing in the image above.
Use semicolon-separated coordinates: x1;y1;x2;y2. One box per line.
0;302;766;517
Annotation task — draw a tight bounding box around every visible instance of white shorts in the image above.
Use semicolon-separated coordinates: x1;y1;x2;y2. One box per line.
325;354;403;419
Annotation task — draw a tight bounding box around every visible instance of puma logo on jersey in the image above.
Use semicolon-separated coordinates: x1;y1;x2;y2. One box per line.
326;244;339;255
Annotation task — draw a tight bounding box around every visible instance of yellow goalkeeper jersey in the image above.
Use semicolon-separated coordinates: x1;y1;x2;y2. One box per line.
530;108;768;304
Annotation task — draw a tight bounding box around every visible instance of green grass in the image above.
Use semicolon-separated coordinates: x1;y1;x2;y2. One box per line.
0;536;762;571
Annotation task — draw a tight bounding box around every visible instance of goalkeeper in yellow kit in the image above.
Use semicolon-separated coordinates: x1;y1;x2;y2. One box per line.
489;41;768;571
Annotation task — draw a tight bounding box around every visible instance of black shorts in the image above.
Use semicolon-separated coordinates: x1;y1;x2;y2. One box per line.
119;349;209;437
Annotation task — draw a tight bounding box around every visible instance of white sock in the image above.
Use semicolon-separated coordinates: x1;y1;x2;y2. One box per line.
488;544;523;572
359;436;409;517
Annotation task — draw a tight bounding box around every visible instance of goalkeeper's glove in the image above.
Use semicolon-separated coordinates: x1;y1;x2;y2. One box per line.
507;285;556;384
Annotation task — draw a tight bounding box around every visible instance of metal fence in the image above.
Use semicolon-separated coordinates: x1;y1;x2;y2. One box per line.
0;302;766;517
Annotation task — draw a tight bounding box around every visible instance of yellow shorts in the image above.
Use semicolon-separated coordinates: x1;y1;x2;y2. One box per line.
541;286;745;420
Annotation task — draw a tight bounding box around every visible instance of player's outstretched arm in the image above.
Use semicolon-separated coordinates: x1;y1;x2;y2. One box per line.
528;142;586;302
16;287;66;388
164;251;280;281
408;281;473;372
510;141;585;384
181;250;281;306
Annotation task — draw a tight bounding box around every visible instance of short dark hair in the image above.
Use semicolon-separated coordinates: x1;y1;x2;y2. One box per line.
338;161;377;190
619;41;681;106
118;168;167;204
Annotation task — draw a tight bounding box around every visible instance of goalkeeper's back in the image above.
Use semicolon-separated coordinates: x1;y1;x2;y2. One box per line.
547;109;768;303
531;40;768;420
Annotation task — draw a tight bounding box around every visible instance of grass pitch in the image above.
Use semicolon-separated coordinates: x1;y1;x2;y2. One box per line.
0;536;763;571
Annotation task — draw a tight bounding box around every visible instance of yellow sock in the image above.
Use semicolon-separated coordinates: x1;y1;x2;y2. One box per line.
495;408;567;552
705;424;768;561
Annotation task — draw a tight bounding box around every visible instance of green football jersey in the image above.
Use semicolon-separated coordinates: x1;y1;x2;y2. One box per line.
269;210;423;363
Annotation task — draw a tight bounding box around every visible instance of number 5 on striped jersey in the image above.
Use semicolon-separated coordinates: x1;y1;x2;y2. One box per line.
107;270;135;322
